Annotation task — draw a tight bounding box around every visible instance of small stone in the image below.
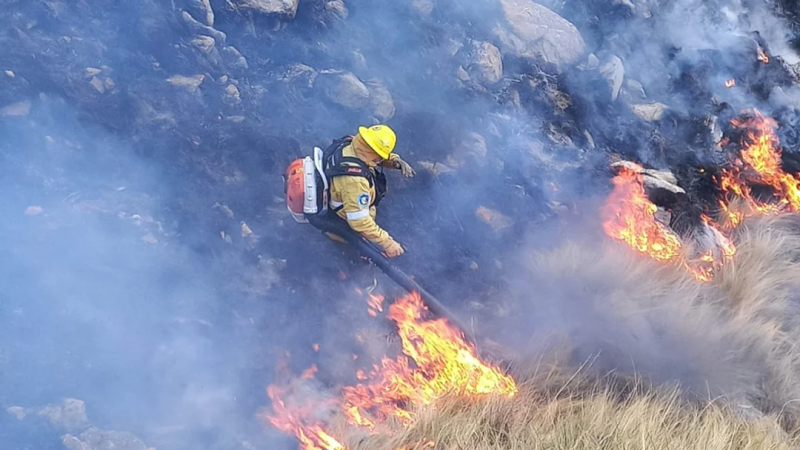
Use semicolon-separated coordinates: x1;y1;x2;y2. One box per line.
230;0;300;19
89;76;105;93
85;67;101;77
631;102;669;122
1;100;31;117
224;84;241;104
5;70;15;77
191;35;216;54
455;66;470;82
599;55;624;101
24;206;43;216
167;74;205;93
219;75;229;83
104;77;115;91
241;221;253;237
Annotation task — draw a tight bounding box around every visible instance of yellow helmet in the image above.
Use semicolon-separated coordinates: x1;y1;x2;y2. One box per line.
358;124;396;159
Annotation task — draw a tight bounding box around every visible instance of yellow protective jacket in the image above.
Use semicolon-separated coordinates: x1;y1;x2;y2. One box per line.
329;144;398;250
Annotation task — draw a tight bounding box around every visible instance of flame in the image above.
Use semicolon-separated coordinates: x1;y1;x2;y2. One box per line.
264;292;517;449
342;292;517;427
602;163;682;262
602;165;736;281
265;383;345;450
720;110;800;215
725;79;736;88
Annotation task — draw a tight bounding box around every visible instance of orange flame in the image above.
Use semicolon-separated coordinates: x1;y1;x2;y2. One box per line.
602;164;682;262
342;292;517;427
602;165;736;281
720;110;800;215
265;383;345;450
264;292;517;449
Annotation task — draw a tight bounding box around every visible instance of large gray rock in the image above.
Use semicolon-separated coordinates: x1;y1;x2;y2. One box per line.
230;0;300;19
494;0;586;72
315;71;370;109
467;41;503;84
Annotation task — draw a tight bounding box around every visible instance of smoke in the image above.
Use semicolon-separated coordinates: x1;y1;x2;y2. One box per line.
4;0;800;447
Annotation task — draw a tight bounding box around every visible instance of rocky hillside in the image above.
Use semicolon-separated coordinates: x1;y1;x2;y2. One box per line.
3;0;800;449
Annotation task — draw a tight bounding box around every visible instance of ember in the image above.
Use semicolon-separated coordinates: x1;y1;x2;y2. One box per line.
264;292;517;449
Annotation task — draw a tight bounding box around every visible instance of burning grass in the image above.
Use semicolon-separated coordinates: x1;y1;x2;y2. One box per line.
264;213;800;449
264;109;800;450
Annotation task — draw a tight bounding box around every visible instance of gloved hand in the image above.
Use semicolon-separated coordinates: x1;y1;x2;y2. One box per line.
383;240;405;258
390;155;416;178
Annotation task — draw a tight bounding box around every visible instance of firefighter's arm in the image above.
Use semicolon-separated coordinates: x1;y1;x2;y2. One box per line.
339;177;396;250
380;154;415;177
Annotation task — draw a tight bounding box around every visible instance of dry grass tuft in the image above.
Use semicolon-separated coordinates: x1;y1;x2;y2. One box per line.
347;371;794;450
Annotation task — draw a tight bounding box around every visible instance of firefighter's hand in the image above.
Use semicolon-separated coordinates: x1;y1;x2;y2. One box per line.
391;155;416;178
383;240;405;258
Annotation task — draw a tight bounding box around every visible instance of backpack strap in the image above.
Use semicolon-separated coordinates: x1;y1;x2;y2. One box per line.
324;145;377;214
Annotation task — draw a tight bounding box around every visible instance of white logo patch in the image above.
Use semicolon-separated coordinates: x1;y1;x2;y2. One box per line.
358;193;370;207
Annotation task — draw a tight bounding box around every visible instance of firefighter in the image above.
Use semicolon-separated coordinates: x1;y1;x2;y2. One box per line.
326;124;415;258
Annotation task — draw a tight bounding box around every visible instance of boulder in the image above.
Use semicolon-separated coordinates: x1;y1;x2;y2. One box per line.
467;41;503;84
366;78;395;121
315;70;369;109
599;55;624;101
631;102;669;122
494;0;586;72
230;0;300;19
